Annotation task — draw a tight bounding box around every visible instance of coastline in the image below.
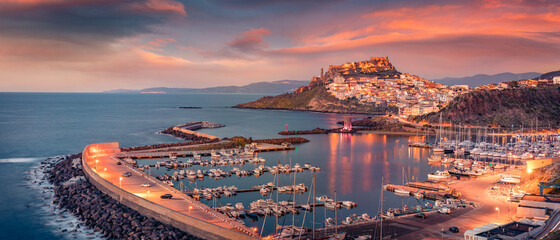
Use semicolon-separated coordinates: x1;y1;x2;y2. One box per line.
232;105;384;115
27;156;105;240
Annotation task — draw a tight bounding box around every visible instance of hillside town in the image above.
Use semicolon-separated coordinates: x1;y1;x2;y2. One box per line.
321;57;469;117
319;57;560;119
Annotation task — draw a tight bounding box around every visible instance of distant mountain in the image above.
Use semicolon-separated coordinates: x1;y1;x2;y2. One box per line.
535;70;560;80
431;72;541;87
104;80;308;94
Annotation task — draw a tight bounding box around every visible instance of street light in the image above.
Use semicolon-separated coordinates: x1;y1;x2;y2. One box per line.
147;190;150;199
119;177;123;188
496;207;500;220
95;159;98;169
104;168;107;178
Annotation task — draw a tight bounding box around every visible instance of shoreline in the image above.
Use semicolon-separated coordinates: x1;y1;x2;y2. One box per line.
41;154;202;240
27;156;105;240
232;105;385;115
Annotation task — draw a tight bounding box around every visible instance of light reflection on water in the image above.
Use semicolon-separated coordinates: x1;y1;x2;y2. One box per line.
145;133;439;236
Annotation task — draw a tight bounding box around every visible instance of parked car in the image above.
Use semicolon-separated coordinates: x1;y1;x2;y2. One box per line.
141;183;151;187
121;172;132;177
116;161;122;165
449;226;459;233
414;213;427;219
160;194;173;199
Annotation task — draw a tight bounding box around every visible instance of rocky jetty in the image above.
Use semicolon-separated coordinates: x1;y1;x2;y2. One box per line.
178;106;202;109
46;155;201;240
253;137;309;145
336;116;435;134
120;139;219;152
176;121;225;131
160;127;217;141
279;128;331;135
414;86;560;128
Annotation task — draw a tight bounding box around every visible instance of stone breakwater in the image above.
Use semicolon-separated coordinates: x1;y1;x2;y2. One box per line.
121;139;218;152
279;127;332;135
253;137;309;145
47;154;201;240
176;121;224;131
160;127;217;141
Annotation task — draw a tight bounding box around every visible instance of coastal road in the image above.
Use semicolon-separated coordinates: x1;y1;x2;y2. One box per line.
396;173;519;239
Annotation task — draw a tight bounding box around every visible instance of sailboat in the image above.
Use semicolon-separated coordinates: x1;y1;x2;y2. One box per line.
433;113;445;153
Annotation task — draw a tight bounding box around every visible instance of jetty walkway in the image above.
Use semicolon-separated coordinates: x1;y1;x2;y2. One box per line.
82;142;259;240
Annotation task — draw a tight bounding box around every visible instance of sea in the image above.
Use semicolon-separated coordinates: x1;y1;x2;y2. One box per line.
0;93;440;239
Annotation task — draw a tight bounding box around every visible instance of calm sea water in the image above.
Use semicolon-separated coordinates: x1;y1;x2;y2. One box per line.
0;93;438;239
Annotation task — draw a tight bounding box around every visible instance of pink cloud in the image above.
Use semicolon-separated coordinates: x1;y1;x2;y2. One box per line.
228;28;271;52
148;38;177;47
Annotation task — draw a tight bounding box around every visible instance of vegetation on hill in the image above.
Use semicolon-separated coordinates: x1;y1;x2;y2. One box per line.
413;87;560;128
235;85;391;114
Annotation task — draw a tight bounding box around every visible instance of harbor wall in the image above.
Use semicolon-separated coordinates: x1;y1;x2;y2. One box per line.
82;143;256;240
172;127;221;140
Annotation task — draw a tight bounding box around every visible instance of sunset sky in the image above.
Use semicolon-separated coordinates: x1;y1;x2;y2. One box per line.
1;0;559;92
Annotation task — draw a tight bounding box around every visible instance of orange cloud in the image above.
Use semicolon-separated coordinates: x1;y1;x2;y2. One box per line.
148;38;177;47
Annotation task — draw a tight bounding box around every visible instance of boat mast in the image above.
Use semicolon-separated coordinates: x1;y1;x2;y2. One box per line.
380;176;383;240
276;159;279;236
334;190;338;234
292;168;296;231
312;173;316;239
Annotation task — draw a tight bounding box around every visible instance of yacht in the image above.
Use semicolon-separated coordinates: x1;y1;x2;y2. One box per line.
428;170;450;180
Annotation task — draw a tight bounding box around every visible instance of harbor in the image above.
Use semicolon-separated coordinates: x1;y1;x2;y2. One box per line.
49;125;560;239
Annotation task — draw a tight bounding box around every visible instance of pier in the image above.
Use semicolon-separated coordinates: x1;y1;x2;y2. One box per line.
82;143;258;240
384;184;451;200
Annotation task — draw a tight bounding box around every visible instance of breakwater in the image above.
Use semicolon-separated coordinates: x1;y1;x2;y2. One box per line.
121;139;220;152
176;121;225;131
160;121;224;141
279;127;331;135
82;143;258;240
160;127;221;141
253;137;309;145
46;154;200;239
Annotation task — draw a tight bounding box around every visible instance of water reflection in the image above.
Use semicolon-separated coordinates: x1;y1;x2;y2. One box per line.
144;133;439;236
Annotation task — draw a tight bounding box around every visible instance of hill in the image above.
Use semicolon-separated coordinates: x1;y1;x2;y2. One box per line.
235;84;390;114
235;57;400;114
431;72;541;87
104;80;308;94
535;70;560;80
413;86;560;128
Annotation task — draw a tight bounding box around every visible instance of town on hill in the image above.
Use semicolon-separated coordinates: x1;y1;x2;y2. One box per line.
237;56;560;128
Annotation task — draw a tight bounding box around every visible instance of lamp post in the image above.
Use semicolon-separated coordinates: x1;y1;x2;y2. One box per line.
147;191;150;199
104;168;107;178
119;177;122;188
95;159;98;169
496;207;500;221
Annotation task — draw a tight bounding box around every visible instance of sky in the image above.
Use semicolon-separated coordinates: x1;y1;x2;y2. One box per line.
0;0;559;92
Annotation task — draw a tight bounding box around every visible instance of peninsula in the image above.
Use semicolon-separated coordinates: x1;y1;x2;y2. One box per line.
236;57;463;115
